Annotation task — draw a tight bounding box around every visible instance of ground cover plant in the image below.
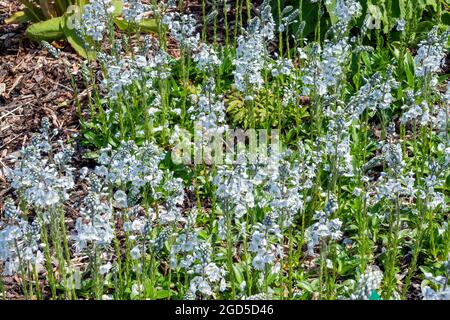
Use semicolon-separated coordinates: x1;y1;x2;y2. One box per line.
0;0;449;300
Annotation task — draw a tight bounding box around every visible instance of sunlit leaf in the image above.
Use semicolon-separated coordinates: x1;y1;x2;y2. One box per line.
26;16;65;42
5;11;30;24
61;14;96;59
114;17;158;33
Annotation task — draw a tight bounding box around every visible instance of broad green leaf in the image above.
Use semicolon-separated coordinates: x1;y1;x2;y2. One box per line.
112;0;123;17
114;18;158;33
62;14;96;59
232;265;244;285
5;11;30;24
154;290;171;299
360;51;372;68
442;12;450;26
404;52;415;88
325;0;338;25
352;73;361;90
297;280;314;293
391;0;406;18
415;21;435;33
114;18;129;31
26;16;65;42
139;19;158;33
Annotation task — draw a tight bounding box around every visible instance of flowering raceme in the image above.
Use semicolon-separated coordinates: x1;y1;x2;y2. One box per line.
80;0;115;41
233;1;274;99
123;0;146;23
5;118;75;211
415;27;450;78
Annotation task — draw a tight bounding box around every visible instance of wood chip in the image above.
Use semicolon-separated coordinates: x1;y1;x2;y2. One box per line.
6;74;23;95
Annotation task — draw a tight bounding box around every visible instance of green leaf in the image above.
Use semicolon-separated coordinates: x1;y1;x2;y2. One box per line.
112;0;124;17
325;0;338;25
26;16;65;42
442;12;450;26
154;289;171;299
114;18;131;30
61;14;96;59
391;0;406;18
232;265;244;285
360;51;372;68
415;21;435;33
114;18;158;33
352;72;361;90
404;52;415;88
297;280;314;293
83;131;104;148
5;11;30;24
139;19;158;33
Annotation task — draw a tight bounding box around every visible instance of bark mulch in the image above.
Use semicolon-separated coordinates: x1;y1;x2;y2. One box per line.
0;1;86;208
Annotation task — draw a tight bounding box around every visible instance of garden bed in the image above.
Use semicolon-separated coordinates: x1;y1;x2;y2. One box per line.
0;0;449;301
